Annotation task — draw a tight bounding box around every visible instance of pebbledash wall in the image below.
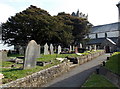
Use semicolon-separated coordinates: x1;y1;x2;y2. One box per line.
1;50;105;88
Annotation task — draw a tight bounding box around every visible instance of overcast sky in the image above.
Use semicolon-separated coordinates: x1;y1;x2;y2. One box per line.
0;0;119;26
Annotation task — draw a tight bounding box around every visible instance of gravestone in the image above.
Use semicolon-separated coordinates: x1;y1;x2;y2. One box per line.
94;45;97;51
58;45;61;54
80;43;82;48
50;44;54;54
44;43;49;55
37;45;40;58
69;45;72;52
0;50;8;61
19;46;24;55
86;46;88;49
24;40;38;69
89;46;92;51
73;46;75;51
75;47;78;53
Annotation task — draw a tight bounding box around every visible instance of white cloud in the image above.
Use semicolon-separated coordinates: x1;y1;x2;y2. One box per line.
0;0;119;25
0;4;16;23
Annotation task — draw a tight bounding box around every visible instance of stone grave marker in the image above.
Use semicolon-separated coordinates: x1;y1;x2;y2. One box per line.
75;47;78;53
0;50;8;61
50;44;54;54
19;46;24;55
24;40;38;69
73;46;75;51
37;44;40;58
80;43;82;48
94;45;97;51
69;45;72;52
89;46;92;51
44;43;49;55
86;46;88;49
58;45;61;54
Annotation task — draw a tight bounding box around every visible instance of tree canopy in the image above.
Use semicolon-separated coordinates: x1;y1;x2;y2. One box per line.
2;5;92;47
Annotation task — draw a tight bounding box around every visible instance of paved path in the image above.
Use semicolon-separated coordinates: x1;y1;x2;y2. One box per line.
42;53;110;87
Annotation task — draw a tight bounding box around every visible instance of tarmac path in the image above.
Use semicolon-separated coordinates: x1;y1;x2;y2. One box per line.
42;53;110;87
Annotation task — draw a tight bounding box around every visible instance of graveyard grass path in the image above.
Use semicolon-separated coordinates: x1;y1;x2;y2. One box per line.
42;53;110;87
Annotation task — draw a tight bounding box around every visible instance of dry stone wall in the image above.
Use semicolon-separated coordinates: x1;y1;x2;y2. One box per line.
1;50;105;88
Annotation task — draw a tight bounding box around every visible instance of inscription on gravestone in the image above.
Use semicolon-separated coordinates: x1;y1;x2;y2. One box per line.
24;40;38;69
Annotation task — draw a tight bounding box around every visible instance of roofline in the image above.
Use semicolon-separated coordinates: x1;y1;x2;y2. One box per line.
93;22;119;27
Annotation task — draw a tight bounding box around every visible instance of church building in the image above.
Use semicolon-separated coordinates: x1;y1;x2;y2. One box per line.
87;1;120;52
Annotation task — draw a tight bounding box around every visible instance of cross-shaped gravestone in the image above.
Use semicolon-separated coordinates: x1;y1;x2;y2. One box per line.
50;44;54;54
44;43;49;55
58;45;61;54
24;40;38;69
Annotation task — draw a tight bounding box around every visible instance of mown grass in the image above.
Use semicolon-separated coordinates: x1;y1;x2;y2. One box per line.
82;73;118;88
105;52;120;75
1;50;103;84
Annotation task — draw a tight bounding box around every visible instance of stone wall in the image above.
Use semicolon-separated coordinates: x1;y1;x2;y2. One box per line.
1;50;105;88
77;51;105;65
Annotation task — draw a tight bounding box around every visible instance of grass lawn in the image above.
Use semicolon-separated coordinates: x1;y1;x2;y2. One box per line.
82;73;118;88
105;52;120;75
1;50;103;84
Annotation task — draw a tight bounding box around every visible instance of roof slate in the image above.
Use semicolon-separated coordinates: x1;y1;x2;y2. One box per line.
87;37;118;45
90;22;120;33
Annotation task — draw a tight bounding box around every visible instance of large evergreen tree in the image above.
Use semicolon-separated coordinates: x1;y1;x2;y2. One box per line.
57;12;92;45
2;5;92;47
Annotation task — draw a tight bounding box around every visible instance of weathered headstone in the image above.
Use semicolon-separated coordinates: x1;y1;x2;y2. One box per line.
86;46;88;49
24;40;38;69
0;50;8;61
58;45;61;54
19;46;24;55
37;44;40;58
75;47;78;53
69;45;72;52
50;44;54;54
44;43;49;55
73;46;75;51
89;46;92;51
80;43;82;48
94;45;97;51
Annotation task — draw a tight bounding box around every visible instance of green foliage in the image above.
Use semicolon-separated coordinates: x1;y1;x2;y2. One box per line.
2;5;92;47
105;52;120;74
82;73;117;87
57;12;92;45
